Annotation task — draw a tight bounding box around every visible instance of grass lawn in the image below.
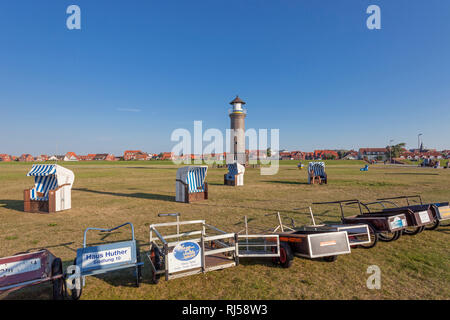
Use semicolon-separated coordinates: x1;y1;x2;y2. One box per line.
0;160;449;300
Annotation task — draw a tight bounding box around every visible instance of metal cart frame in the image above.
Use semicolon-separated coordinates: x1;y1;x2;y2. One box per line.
147;213;280;283
68;222;143;300
312;199;409;242
377;195;450;230
0;249;64;299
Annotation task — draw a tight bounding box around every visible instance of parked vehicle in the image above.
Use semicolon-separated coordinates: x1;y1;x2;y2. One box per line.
0;249;64;299
147;213;280;283
267;212;352;267
67;222;143;300
312;200;409;242
377;195;450;230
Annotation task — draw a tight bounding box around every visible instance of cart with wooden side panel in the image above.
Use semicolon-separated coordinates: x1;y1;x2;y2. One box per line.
0;249;64;299
266;212;352;267
377;195;450;230
299;206;376;249
363;198;434;235
147;213;280;284
67;222;143;300
313;200;409;242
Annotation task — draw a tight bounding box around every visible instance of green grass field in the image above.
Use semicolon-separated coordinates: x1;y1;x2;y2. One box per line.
1;160;449;300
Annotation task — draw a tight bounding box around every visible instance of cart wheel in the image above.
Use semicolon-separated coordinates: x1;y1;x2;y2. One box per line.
277;242;293;268
403;226;422;236
150;246;161;284
271;247;278;265
69;258;82;300
51;258;64;300
378;230;398;242
425;219;440;230
323;255;338;262
135;249;142;288
359;225;378;249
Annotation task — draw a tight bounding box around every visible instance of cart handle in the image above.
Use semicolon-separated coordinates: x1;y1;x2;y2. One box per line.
312;199;364;218
83;222;135;248
312;199;361;205
377;195;423;205
363;200;399;210
158;213;180;217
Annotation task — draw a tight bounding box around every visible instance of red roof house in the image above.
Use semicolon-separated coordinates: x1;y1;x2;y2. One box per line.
64;152;79;161
0;154;11;162
19;154;34;162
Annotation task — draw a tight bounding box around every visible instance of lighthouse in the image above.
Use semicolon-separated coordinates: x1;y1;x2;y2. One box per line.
228;96;247;165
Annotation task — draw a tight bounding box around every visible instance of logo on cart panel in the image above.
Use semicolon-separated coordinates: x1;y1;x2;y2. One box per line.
319;240;336;247
389;216;404;229
168;241;202;273
173;242;200;261
418;211;430;224
81;247;132;269
0;258;41;277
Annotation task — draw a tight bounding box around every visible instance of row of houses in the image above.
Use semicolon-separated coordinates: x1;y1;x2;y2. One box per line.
0;152;118;162
278;148;450;161
2;148;449;163
279;150;353;160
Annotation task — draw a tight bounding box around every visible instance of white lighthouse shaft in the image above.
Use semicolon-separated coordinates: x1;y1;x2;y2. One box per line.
228;96;247;165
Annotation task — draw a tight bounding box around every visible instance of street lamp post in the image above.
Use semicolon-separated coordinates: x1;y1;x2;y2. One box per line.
389;139;394;164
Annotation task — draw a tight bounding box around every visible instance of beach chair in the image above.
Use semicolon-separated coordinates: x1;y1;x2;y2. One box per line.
308;162;327;185
24;164;74;213
176;166;208;203
224;163;245;186
360;165;369;171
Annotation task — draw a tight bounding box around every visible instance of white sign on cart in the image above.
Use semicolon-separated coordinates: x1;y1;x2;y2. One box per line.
168;241;202;273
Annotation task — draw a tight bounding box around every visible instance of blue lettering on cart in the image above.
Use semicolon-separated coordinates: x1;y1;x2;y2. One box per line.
85;253;103;260
81;246;132;268
105;249;128;257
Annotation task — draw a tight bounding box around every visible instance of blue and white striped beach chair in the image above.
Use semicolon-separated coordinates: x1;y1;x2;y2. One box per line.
24;164;75;213
308;162;327;184
224;163;245;186
176;166;208;203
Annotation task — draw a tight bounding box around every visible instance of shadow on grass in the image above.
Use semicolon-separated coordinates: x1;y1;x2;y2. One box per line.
0;199;23;212
125;166;176;170
263;180;309;185
74;188;174;202
208;182;226;186
384;172;439;176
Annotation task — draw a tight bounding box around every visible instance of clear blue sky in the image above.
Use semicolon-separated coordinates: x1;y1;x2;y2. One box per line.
1;0;449;155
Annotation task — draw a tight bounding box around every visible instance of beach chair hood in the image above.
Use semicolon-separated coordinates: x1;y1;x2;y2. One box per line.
308;162;326;176
308;162;327;184
27;164;75;187
26;164;75;201
176;166;208;193
226;163;245;181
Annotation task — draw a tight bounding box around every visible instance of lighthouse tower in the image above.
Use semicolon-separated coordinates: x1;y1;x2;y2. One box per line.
228;96;247;165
